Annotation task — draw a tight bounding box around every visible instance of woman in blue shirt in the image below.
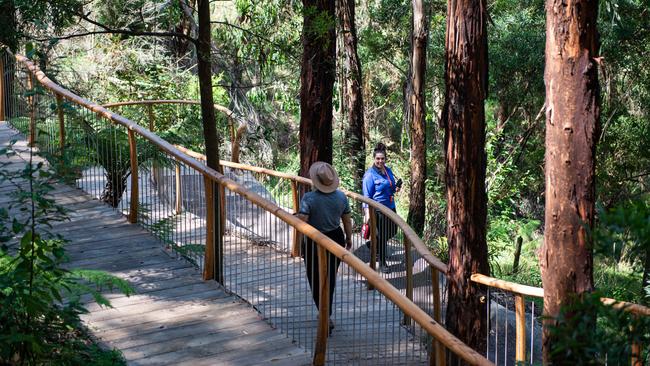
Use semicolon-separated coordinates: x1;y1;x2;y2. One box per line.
362;143;401;273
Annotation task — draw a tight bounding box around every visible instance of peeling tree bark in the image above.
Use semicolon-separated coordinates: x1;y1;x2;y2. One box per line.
541;0;599;362
299;0;336;178
406;0;428;235
338;0;365;193
443;0;490;359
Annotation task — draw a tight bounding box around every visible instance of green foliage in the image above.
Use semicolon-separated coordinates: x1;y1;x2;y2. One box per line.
595;197;650;303
548;292;650;364
0;143;130;364
0;0;81;51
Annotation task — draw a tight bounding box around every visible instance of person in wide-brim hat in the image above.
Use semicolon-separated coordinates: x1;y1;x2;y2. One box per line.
297;161;351;334
309;161;340;193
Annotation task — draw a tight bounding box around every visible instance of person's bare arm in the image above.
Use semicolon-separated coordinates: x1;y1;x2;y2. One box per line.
342;213;352;249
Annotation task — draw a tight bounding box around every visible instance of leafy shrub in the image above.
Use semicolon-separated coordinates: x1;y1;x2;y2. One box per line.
549;292;650;364
0;142;132;364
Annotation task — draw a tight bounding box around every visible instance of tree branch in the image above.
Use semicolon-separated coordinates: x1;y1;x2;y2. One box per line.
72;12;197;44
209;20;295;57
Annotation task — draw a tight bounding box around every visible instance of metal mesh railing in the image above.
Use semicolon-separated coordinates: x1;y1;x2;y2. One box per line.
2;50;491;365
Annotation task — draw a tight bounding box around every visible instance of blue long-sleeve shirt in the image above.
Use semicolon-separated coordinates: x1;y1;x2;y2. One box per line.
362;165;397;210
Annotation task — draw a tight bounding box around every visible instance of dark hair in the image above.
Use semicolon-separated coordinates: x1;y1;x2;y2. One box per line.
373;142;387;157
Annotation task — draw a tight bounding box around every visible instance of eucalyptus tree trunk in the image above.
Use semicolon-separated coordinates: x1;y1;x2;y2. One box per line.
338;0;365;194
406;0;427;235
197;0;222;283
299;0;336;178
541;0;599;361
196;0;220;172
443;0;490;358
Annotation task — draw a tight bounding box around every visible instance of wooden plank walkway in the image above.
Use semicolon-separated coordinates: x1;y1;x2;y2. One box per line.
0;122;311;366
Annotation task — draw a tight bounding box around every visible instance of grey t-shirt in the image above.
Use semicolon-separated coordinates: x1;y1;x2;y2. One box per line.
299;189;351;233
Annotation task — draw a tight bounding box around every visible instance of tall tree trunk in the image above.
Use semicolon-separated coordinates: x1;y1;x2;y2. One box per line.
197;0;222;283
172;0;197;68
338;0;365;194
406;0;428;235
196;0;220;172
443;0;490;359
541;0;599;362
299;0;336;178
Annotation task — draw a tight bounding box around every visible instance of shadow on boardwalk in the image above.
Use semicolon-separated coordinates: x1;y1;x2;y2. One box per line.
0;122;311;366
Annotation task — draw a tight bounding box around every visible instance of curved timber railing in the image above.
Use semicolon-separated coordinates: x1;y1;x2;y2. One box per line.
471;273;650;364
104;95;650;365
3;49;648;365
0;51;491;365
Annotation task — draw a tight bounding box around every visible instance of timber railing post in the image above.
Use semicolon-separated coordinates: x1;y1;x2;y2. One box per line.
27;73;35;146
146;104;154;131
368;206;378;290
203;176;216;280
175;162;182;213
631;315;641;366
0;54;5;121
512;294;526;363
290;180;300;257
313;245;330;366
403;236;413;325
515;294;526;363
219;183;226;238
56;94;65;156
431;268;445;366
127;130;139;223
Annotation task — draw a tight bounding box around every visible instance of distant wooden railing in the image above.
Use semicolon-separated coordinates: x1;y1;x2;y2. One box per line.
7;52;492;365
174;144;449;364
103;99;247;163
471;273;650;364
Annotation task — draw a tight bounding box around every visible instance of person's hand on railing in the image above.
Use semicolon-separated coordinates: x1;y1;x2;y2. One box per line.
345;237;352;250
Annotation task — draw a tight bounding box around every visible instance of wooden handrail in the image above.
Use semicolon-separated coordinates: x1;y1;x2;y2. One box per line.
102;99;236;121
173;144;449;274
470;273;650;316
104;99;247;163
15;53;491;365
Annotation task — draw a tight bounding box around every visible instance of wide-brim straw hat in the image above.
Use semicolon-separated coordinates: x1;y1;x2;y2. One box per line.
309;162;340;193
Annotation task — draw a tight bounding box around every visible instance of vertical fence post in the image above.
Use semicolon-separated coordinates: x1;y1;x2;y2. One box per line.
631;315;641;366
290;180;301;257
56;94;65;155
431;268;446;366
403;236;413;325
219;183;226;238
313;245;330;366
203;176;216;280
27;73;35;146
368;207;378;290
0;54;5;121
175;162;182;213
127;129;139;224
515;294;527;363
146;104;154;131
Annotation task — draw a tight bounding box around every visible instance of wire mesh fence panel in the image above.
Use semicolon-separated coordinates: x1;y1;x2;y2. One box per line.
3;53;508;365
484;288;543;365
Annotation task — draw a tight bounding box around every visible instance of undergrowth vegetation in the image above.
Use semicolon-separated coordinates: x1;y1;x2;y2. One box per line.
0;141;132;365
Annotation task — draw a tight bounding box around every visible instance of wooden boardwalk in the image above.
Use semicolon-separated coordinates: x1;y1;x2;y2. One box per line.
0;122;311;365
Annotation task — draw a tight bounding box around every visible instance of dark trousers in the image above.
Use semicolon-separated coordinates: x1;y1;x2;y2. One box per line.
302;227;345;316
376;209;397;264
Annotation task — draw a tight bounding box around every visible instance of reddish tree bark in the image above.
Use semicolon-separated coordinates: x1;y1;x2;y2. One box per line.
299;0;336;178
197;0;222;282
338;0;365;193
443;0;490;358
406;0;428;235
541;0;599;362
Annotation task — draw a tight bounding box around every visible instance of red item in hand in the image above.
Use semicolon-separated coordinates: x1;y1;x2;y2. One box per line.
362;223;370;240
